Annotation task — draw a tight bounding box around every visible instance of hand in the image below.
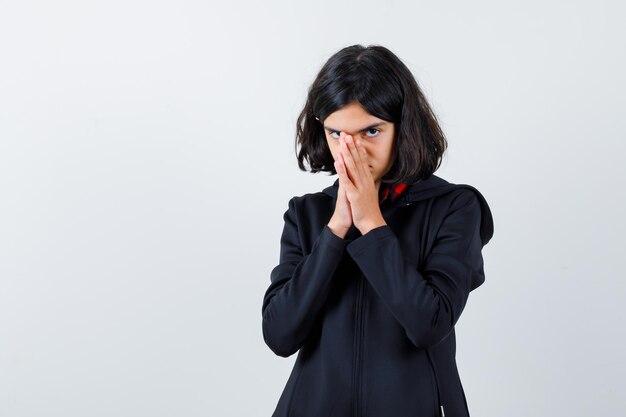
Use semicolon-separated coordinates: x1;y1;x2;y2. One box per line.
328;164;352;238
335;132;387;235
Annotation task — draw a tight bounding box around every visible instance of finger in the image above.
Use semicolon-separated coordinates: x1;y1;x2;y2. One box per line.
354;139;373;180
346;135;366;175
344;134;367;183
335;156;355;193
337;134;352;181
340;134;359;183
334;158;347;186
339;151;354;186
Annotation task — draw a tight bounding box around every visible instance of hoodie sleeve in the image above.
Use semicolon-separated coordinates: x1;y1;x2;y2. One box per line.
262;197;349;357
345;189;485;349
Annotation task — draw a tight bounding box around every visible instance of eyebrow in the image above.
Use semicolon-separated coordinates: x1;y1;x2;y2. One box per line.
323;121;387;134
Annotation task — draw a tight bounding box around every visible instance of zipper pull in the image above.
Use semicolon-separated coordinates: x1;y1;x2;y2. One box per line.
440;405;445;417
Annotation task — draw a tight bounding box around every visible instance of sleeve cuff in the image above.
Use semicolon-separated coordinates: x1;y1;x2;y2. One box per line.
320;224;351;250
346;225;394;258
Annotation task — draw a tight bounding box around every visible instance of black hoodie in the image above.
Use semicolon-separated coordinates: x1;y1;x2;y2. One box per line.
262;173;494;417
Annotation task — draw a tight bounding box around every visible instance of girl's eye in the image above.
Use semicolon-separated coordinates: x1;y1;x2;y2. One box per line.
328;128;380;139
365;128;380;137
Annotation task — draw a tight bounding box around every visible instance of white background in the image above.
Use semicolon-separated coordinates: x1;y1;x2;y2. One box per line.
1;1;624;416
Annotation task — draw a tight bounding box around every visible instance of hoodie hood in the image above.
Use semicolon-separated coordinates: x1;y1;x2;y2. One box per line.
322;174;494;246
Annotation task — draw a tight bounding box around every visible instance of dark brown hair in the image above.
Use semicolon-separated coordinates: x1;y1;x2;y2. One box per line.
295;44;447;185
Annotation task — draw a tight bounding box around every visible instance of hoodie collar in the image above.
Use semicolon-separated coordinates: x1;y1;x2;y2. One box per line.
322;173;494;246
380;182;409;203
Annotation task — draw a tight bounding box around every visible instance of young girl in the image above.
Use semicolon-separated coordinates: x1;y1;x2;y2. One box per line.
262;44;494;417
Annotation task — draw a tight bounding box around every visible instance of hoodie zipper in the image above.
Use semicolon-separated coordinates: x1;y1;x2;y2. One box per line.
352;274;365;417
426;349;445;417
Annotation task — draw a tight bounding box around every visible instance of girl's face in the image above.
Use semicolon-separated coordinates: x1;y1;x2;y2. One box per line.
322;101;395;185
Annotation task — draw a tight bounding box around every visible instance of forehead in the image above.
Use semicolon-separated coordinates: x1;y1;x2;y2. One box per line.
323;103;387;132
